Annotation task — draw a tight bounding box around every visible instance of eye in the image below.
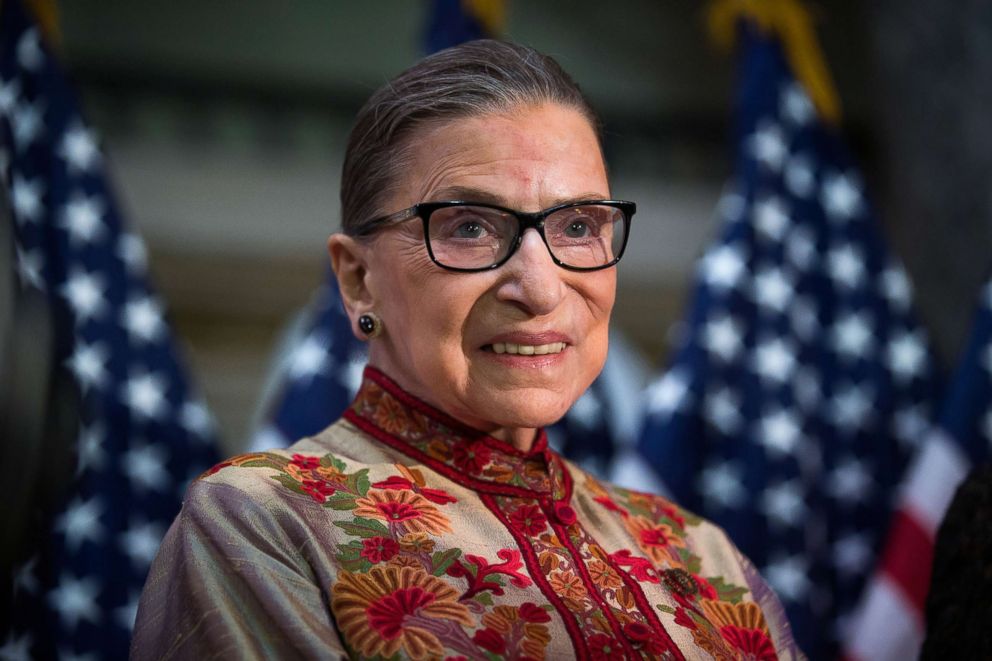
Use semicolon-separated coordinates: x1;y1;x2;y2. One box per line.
453;221;486;239
564;219;592;238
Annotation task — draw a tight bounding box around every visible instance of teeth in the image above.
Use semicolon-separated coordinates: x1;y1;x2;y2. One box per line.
491;342;566;355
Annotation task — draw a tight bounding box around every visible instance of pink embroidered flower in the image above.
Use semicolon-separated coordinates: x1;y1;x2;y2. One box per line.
588;633;621;660
472;627;506;654
300;478;337;503
451;441;492;473
290;453;320;470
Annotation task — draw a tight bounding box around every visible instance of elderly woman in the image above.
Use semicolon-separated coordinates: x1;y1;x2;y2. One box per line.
132;40;801;659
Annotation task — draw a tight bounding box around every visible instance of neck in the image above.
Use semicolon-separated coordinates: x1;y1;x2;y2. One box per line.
488;426;540;452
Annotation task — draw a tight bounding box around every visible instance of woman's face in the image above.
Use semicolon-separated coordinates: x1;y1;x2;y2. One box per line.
359;103;615;444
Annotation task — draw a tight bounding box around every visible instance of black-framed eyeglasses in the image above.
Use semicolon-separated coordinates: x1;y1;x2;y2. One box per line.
355;200;635;272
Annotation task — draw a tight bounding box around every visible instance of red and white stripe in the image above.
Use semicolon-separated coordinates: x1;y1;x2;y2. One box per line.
842;429;971;661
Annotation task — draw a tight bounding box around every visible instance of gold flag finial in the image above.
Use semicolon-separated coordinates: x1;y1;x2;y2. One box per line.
706;0;841;125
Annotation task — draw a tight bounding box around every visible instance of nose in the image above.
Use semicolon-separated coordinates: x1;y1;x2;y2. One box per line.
493;227;565;316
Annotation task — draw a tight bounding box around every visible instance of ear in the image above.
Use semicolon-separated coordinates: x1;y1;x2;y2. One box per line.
328;233;375;340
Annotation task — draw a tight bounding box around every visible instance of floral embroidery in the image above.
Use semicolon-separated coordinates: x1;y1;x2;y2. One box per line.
353;489;452;536
331;565;474;659
509;503;548;536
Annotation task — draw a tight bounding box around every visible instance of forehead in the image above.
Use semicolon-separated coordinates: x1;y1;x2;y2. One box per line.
391;103;609;210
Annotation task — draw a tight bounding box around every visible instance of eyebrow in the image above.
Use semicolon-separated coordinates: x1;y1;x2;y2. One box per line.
426;186;610;208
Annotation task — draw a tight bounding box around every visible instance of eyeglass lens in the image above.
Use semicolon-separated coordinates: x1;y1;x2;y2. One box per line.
426;204;626;270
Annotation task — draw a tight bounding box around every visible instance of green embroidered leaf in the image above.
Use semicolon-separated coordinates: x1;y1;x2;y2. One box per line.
430;548;462;576
321;454;347;472
323;494;358;510
708;576;748;604
474;591;494;607
333;517;390;539
351;468;371;497
335;541;372;573
239;457;283;470
682;549;702;574
656;604;675;614
272;474;305;494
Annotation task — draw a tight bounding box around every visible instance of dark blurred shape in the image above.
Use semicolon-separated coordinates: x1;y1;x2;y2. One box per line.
921;462;992;659
425;0;500;53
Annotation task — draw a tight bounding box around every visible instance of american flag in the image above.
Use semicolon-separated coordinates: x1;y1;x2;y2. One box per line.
637;24;941;658
843;278;992;660
0;1;221;658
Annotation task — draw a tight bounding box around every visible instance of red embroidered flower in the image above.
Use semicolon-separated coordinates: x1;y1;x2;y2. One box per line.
588;633;621;660
372;476;458;505
509;504;547;536
301;478;337;503
472;627;506;654
290;453;320;470
360;536;400;563
518;602;552;624
367;586;435;638
694;574;718;600
451;441;492;473
720;626;777;660
660;503;686;528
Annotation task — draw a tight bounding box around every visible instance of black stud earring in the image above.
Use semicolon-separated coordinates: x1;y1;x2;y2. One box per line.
358;313;382;339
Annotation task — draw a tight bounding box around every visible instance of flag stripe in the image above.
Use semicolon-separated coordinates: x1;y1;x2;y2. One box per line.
843;576;926;661
900;430;970;534
877;509;932;615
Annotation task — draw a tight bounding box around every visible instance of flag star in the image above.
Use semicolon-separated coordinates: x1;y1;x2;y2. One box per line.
759;409;802;457
13;556;39;595
250;426;289;452
76;422;106;474
790;297;820;341
12;101;43;150
827;244;866;289
645;369;691;417
828;459;874;504
117;233;148;272
54;496;104;551
115;593;141;632
16;28;43;70
14;245;44;289
748;122;787;171
0;77;21;116
830;384;873;433
568;390;603;430
761;480;807;527
832;312;874;360
286;332;330;383
701;244;746;292
0;630;32;661
821;172;862;221
59;124;101;173
11;175;44;223
781;83;815;125
717;191;746;222
887;331;928;382
180;400;215;438
834;533;872;577
786;225;816;271
702;315;743;362
343;353;368;396
60;269;107;322
122;443;170;492
60;193;106;244
705;388;742;435
119;520;165;568
792;367;821;411
784;154;815;197
699;462;746;509
48;574;102;631
122;371;169;420
879;266;912;309
753;196;790;241
753;267;794;313
764;556;811;602
66;341;109;392
752;337;796;383
122;295;166;343
893;405;930;447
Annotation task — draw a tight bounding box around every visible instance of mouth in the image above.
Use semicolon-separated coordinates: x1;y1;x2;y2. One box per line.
484;341;568;355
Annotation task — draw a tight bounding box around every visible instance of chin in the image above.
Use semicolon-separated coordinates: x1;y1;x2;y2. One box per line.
479;388;577;431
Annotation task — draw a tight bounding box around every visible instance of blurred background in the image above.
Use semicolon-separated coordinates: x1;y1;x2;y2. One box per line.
4;0;898;455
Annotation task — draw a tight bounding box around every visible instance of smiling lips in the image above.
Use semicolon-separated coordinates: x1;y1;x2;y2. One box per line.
490;341;567;355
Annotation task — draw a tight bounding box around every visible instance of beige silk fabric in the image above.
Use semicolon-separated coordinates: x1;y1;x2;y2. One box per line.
131;368;803;660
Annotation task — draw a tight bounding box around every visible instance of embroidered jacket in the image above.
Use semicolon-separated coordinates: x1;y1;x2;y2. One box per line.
132;367;802;660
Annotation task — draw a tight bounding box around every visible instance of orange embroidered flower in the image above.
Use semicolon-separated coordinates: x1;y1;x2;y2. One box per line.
587;558;623;590
548;570;587;601
374;394;416;436
701;600;776;659
399;532;436;554
353;489;452;536
482;604;519;633
625;515;685;564
331;565;474;660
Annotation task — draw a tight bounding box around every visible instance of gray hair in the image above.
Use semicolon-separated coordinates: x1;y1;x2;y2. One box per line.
340;39;602;235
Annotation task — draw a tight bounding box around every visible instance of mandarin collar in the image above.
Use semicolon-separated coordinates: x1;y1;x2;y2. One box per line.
343;366;571;501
